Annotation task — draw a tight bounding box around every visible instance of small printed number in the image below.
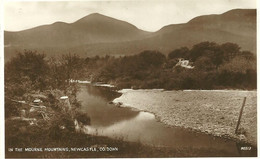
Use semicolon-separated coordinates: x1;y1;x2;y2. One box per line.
241;147;251;151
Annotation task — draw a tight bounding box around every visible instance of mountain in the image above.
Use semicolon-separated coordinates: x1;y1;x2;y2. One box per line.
150;9;256;52
5;13;149;47
4;9;256;61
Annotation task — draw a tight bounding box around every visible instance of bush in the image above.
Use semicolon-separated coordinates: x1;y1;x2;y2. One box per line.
168;47;189;59
48;113;75;140
75;111;91;125
5;50;49;91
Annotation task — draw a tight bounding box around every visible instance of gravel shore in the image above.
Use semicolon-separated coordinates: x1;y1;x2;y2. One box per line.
113;89;257;146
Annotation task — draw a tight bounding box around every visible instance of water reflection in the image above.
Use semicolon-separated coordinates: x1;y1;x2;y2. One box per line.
84;84;120;101
77;84;256;157
77;85;139;126
84;111;236;153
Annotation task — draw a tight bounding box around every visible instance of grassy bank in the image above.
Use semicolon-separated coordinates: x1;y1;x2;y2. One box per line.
6;119;255;158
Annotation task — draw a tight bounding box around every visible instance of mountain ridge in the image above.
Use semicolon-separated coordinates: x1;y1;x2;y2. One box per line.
4;9;256;61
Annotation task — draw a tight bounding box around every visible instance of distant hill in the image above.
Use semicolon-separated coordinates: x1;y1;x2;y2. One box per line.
5;13;149;47
151;9;256;52
4;9;256;61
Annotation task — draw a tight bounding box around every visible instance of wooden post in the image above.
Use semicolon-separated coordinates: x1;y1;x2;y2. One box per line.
235;97;247;134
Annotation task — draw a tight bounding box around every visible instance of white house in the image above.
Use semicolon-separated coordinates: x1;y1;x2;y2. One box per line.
175;58;194;69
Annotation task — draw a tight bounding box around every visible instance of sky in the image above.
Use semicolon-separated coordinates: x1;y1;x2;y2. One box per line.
4;0;256;32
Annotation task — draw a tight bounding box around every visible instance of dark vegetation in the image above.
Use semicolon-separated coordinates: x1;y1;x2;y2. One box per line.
81;41;256;90
5;51;82;118
5;41;256;157
5;51;93;157
5;41;255;119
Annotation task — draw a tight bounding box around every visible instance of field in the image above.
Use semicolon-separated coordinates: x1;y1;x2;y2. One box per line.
113;89;257;145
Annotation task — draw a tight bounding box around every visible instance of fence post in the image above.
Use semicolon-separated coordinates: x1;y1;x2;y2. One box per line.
235;97;247;134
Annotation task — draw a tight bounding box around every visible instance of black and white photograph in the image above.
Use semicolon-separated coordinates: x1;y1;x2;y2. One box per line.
1;0;257;158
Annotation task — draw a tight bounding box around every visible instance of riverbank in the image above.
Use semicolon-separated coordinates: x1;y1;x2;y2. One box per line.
7;85;252;158
113;89;257;146
6;121;243;158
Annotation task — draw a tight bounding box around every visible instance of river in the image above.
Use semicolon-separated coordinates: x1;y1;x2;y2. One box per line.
76;84;256;157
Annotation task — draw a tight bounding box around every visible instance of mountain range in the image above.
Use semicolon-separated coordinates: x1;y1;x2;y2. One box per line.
4;9;256;61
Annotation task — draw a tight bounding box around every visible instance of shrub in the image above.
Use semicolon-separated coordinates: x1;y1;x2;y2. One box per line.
75;111;91;125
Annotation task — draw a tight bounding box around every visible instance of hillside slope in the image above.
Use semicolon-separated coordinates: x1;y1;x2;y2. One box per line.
4;9;256;60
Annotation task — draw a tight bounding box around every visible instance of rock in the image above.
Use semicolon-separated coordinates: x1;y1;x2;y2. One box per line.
238;134;246;140
60;96;68;99
20;109;26;118
29;106;46;113
30;94;48;100
33;99;42;103
60;96;71;111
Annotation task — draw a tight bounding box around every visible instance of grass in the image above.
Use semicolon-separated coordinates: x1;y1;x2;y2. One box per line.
6;121;252;158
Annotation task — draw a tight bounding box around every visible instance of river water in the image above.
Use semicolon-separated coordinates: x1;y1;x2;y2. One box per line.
77;84;256;157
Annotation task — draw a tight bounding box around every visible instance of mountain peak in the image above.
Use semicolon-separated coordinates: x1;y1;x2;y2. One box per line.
4;8;256;62
222;9;256;15
72;12;141;33
75;13;112;23
187;8;256;24
88;13;103;17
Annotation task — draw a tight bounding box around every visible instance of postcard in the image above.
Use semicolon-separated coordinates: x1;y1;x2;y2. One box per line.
2;0;257;158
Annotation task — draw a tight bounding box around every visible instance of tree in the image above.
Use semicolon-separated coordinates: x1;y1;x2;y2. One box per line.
190;41;219;61
168;47;189;59
60;53;84;81
194;56;215;71
221;42;240;60
189;42;224;68
5;50;49;117
219;56;256;74
5;50;49;91
239;51;255;61
138;50;166;67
